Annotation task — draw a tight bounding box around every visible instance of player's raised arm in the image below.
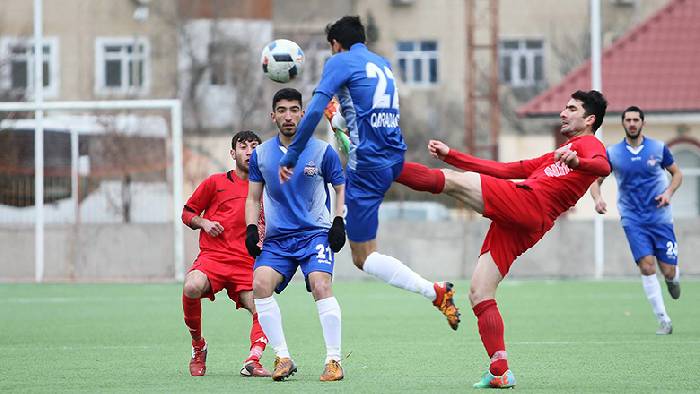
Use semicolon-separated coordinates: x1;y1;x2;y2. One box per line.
432;139;540;180
279;53;349;181
554;144;611;177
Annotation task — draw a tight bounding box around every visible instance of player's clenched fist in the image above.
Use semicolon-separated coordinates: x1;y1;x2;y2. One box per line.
554;145;579;168
245;224;262;257
328;216;346;253
428;140;450;160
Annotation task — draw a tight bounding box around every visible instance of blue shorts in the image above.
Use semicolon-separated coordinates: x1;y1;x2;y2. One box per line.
345;161;404;242
622;223;678;265
254;231;334;293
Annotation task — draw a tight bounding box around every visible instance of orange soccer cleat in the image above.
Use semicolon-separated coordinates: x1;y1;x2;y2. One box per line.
271;357;297;381
319;360;344;382
433;282;461;330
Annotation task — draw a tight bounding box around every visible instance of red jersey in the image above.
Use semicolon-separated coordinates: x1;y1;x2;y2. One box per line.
182;171;263;263
445;134;610;221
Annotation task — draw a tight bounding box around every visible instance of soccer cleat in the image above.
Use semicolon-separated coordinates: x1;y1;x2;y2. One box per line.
240;359;271;377
656;320;673;335
433;281;461;330
319;360;344;382
189;338;207;376
473;369;516;389
665;280;681;300
271;357;297;381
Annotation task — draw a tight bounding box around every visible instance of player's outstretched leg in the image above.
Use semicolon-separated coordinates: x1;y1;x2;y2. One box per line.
240;313;271;377
395;161;445;194
358;249;460;330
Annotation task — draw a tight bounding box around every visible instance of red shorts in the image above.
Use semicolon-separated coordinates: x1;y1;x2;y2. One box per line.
479;175;554;276
188;252;254;308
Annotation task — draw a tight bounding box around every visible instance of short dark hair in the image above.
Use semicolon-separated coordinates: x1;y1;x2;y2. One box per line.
621;105;645;122
571;90;607;131
325;16;366;50
272;88;302;110
231;130;261;149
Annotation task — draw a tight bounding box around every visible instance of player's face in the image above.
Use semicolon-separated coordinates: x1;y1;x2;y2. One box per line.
622;111;644;139
559;99;594;137
231;139;259;173
271;99;303;138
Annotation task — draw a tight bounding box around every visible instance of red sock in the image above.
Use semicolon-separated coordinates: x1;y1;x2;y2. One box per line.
472;299;508;376
246;313;267;362
182;294;202;341
395;161;445;194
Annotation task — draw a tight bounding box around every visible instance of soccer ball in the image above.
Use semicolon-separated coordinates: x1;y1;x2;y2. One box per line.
261;39;305;83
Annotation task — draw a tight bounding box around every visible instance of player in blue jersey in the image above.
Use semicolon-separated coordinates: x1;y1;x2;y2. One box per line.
246;88;347;381
590;106;683;335
278;15;460;331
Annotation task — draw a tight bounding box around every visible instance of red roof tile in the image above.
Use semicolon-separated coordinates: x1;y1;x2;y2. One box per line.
518;0;700;116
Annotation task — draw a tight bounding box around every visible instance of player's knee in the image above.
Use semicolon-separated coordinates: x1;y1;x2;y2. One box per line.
253;276;274;299
309;279;333;300
468;285;490;306
638;259;656;275
183;280;203;299
351;253;366;270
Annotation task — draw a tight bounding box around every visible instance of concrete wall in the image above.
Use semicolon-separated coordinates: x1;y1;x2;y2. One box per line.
2;218;698;282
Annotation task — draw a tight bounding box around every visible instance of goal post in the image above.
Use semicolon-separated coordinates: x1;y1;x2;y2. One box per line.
0;99;185;282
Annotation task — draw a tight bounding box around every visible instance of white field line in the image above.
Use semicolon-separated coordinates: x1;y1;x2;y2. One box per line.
0;297;171;303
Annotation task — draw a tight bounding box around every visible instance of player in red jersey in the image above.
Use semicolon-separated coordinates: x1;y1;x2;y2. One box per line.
181;130;270;377
396;90;611;388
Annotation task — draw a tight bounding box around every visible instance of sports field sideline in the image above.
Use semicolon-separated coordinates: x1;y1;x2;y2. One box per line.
1;279;698;393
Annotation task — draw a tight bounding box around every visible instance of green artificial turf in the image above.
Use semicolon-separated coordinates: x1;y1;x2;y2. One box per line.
1;279;698;393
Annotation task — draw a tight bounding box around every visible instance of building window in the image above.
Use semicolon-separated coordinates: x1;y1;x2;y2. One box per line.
396;40;438;85
670;144;700;217
95;38;149;94
0;37;59;97
499;39;544;87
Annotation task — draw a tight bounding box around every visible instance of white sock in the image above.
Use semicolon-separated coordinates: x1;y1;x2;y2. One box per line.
641;274;670;323
362;252;437;301
254;296;290;359
316;297;342;364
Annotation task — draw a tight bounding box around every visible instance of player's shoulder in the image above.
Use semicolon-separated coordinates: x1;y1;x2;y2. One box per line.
606;138;626;153
574;134;606;151
254;137;278;155
201;172;229;187
643;136;666;148
309;137;330;149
